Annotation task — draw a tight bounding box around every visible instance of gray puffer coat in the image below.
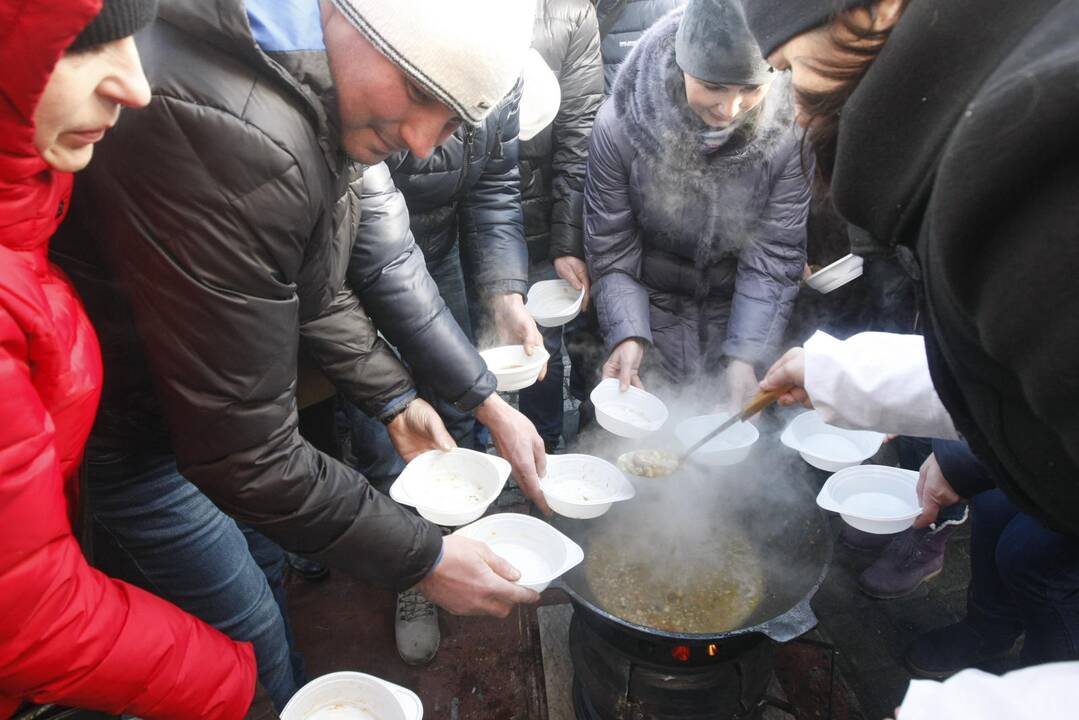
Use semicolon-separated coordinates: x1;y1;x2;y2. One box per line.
584;11;810;381
593;0;685;92
519;0;604;262
386;86;528;299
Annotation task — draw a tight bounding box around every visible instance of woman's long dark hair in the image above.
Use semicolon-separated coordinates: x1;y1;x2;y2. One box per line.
797;1;910;193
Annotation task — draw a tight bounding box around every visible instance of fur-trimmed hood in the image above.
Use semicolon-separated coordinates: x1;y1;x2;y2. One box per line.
611;8;794;175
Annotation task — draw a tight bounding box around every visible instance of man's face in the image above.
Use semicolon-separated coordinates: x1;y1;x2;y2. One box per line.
322;6;463;164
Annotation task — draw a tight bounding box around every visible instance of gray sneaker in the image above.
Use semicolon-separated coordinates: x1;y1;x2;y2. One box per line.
396;588;440;666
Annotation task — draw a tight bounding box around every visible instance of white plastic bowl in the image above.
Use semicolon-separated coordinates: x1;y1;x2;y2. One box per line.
589;378;669;438
526;279;585;327
480;345;551;392
280;671;421;720
806;254;864;294
454;513;584;592
817;465;922;534
674;413;759;466
540;454;636;519
389;449;511;527
781;410;885;471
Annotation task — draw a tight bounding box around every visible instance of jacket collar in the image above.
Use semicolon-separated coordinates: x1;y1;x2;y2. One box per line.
833;0;1062;252
160;0;342;164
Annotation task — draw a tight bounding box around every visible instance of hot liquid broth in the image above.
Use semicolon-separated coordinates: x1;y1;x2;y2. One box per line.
583;522;764;634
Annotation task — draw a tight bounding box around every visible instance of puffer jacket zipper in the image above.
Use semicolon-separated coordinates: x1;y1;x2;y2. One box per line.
454;125;477;196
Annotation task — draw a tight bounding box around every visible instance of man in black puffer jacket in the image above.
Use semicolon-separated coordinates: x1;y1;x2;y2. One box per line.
384;84;540;450
376;85;545;666
517;0;605;449
51;0;544;705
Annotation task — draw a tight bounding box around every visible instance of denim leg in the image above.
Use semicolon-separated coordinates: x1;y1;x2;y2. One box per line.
241;526;306;688
517;260;565;445
993;501;1079;664
969;490;1023;621
518;324;565;445
565;306;604;403
87;456;299;710
422;247;477;448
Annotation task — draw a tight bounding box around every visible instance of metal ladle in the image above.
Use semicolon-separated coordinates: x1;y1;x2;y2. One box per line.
620;386;790;478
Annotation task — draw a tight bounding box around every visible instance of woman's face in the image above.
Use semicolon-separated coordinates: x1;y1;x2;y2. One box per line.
684;73;771;129
765;28;840;128
766;0;904;128
33;36;151;173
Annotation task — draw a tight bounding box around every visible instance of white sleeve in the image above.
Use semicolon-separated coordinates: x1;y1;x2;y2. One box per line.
803;331;959;439
898;662;1079;720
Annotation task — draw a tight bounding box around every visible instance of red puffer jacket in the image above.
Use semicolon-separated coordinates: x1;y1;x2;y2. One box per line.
0;1;257;717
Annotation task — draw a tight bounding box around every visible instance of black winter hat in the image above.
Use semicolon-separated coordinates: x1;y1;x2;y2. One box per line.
743;0;871;58
676;0;773;85
70;0;159;52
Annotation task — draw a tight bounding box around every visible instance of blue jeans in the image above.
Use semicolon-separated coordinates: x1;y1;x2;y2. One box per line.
87;455;303;710
969;489;1079;665
517;261;565;446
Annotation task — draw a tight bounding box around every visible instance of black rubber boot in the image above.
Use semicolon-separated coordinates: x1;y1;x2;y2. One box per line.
904;610;1022;678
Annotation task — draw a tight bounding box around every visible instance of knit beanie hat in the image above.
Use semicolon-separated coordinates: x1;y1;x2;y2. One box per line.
675;0;772;86
742;0;871;58
329;0;536;125
70;0;158;52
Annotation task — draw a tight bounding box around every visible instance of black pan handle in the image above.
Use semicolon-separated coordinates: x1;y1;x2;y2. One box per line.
759;597;818;643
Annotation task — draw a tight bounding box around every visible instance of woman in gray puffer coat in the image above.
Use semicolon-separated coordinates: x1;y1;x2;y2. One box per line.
584;0;810;407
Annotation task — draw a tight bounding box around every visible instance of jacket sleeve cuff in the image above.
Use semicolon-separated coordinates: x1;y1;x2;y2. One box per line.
397;523;445;591
932;438;995;499
548;222;586;260
451;368;497;413
377;389;417;424
484;279;529;298
595;273;652;352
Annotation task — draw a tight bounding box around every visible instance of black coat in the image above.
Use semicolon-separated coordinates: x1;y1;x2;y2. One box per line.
593;0;685;92
386;88;528;300
519;0;605;262
833;0;1079;536
50;0;503;586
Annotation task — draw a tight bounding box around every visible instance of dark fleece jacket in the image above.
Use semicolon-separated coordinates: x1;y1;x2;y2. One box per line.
833;0;1079;537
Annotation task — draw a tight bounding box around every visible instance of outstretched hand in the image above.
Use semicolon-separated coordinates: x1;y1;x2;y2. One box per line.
912;453;961;528
602;338;645;391
474;394;551;515
386;398;456;461
760;347;812;408
492;293;546;380
418;534;540;617
553;256;591;311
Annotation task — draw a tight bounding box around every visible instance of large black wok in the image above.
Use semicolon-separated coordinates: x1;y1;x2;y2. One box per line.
552;437;832;645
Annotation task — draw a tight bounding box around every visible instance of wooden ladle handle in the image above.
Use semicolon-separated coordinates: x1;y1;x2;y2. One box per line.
738;386;793;422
